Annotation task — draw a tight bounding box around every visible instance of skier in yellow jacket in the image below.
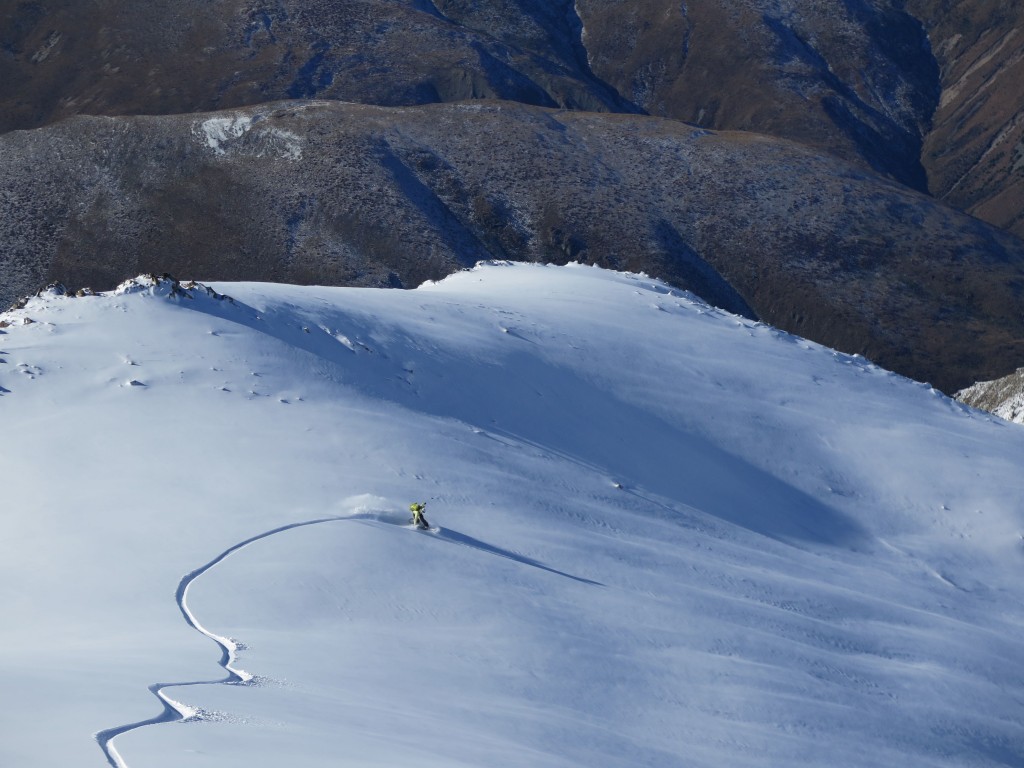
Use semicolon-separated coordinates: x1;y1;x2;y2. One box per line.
409;502;430;530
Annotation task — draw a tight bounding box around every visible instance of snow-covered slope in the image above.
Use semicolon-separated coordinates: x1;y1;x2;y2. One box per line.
1;263;1022;767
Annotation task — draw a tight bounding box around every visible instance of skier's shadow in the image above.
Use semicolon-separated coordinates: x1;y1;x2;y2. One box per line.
433;528;603;587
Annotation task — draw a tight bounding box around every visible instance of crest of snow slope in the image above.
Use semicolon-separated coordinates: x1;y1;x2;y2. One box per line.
0;264;1022;768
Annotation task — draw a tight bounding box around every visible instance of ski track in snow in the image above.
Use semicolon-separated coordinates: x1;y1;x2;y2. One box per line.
95;510;597;767
94;515;359;767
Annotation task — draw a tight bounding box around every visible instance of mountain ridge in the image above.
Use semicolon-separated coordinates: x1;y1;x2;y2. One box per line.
2;0;1024;392
4;99;1024;393
3;0;1020;233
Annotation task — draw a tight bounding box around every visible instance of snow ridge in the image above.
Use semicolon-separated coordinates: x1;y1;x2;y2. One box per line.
4;264;1023;767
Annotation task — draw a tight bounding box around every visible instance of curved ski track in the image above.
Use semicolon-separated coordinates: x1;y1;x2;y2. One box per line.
95;512;598;766
95;515;363;767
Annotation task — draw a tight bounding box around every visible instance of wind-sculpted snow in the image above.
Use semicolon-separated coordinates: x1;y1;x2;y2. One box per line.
1;264;1023;766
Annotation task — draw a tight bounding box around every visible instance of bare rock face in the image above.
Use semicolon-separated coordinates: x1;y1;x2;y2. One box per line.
906;0;1024;239
3;100;1024;393
956;369;1024;425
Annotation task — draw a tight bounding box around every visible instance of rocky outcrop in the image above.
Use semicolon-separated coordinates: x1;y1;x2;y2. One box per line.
956;369;1024;425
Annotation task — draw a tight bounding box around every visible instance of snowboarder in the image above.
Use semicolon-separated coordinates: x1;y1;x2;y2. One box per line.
409;501;430;530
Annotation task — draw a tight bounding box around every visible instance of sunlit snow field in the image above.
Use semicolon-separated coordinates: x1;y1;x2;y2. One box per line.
1;263;1022;767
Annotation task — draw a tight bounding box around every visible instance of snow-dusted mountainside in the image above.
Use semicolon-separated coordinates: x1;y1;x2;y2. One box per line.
1;263;1022;767
8;100;1024;394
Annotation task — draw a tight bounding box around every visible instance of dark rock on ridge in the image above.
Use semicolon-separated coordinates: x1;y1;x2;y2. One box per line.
3;99;1023;393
